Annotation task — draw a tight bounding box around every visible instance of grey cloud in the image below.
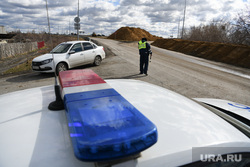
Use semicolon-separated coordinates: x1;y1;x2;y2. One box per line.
47;0;73;8
120;0;139;6
93;16;122;23
77;6;109;18
0;0;246;37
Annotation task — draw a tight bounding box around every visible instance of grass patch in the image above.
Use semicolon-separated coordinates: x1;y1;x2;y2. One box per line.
3;60;32;75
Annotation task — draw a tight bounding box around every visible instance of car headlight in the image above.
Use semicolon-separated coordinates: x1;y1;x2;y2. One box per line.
41;59;53;65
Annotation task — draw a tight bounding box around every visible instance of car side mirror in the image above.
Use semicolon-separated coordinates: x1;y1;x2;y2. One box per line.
69;50;75;54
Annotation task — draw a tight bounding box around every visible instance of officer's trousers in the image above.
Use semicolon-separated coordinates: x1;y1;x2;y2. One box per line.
140;53;149;74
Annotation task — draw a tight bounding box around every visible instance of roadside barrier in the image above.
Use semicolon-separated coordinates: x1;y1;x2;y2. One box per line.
0;41;44;59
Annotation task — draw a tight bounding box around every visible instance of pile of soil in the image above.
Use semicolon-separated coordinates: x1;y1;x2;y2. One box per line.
152;39;250;69
108;27;162;41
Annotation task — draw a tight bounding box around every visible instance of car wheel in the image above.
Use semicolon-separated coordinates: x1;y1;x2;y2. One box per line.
94;56;102;66
56;62;68;75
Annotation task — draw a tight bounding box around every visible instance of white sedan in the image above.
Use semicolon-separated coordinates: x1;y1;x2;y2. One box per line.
32;41;105;75
0;69;249;167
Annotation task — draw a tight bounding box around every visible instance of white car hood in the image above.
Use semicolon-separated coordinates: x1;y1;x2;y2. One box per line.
0;80;249;167
33;53;53;62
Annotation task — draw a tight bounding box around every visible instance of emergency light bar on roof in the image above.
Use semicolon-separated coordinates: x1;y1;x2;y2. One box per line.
59;69;158;161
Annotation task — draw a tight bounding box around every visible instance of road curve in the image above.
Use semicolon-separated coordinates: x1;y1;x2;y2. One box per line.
92;38;250;106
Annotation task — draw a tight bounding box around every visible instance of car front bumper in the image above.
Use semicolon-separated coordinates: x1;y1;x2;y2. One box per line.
32;61;54;73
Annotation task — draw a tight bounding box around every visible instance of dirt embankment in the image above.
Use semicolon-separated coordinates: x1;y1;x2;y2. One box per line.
108;27;162;41
152;39;250;69
108;27;250;69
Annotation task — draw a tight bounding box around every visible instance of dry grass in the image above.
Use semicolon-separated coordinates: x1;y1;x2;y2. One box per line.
3;59;32;75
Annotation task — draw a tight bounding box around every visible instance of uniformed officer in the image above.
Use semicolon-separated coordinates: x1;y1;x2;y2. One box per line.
138;38;152;75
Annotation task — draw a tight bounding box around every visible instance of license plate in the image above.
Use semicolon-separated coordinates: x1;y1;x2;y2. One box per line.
32;66;39;70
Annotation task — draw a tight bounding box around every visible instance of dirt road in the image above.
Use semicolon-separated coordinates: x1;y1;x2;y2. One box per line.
0;38;250;106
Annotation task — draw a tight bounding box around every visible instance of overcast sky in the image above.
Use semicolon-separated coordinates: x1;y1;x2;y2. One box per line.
0;0;249;38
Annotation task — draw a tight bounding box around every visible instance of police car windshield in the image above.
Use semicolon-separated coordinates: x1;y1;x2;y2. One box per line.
51;44;72;53
200;103;250;138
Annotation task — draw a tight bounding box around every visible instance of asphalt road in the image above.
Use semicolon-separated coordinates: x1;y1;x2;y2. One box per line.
0;38;250;106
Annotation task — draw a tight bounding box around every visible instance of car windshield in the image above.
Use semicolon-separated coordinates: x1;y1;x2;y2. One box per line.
51;44;72;53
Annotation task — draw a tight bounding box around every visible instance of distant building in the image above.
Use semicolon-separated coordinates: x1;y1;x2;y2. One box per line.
0;26;15;40
0;26;7;34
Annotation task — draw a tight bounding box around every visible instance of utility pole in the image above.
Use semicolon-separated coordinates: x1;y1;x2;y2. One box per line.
69;19;70;35
77;0;79;40
74;0;80;40
45;0;51;35
177;16;181;38
181;0;186;39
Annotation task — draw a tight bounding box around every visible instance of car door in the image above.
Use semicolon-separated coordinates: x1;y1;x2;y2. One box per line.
68;43;84;68
82;42;96;63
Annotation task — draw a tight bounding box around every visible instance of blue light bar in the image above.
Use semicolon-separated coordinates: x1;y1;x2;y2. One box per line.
64;88;158;161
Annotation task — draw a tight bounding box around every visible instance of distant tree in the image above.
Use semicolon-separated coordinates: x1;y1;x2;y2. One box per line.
184;20;230;43
13;30;23;42
229;6;250;45
92;32;97;37
184;5;250;45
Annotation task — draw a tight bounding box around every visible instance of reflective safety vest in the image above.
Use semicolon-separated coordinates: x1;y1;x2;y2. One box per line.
138;40;147;50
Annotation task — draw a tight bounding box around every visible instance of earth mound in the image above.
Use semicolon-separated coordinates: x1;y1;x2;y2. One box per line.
152;39;250;69
108;27;162;41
